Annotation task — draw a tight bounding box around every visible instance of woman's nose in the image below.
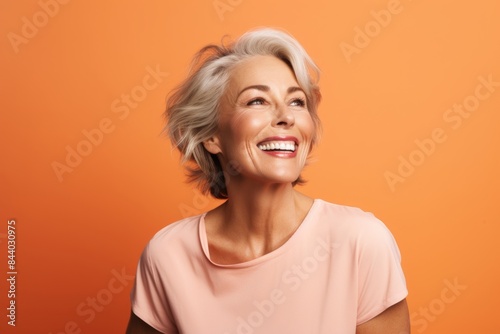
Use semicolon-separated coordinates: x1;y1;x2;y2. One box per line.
272;104;295;128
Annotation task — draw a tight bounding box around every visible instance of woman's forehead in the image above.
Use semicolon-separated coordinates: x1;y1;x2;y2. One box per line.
227;55;300;93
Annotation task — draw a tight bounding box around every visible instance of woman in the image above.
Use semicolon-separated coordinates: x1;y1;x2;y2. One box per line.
126;28;410;334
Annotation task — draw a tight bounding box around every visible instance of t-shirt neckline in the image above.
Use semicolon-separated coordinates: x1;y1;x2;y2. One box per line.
198;199;322;268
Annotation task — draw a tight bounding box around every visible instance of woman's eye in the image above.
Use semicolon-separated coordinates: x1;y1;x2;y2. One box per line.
247;98;265;105
290;98;306;107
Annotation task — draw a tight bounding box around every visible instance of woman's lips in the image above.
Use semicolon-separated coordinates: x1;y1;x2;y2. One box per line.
257;136;298;157
258;141;296;152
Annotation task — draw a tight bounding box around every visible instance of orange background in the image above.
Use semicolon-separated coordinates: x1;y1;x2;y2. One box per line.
1;0;499;333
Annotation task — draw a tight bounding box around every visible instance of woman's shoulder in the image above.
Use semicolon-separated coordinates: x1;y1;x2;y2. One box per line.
314;199;395;243
315;199;379;222
145;214;203;255
311;199;402;266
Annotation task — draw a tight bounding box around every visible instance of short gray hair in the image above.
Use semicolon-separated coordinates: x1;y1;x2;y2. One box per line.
165;28;322;199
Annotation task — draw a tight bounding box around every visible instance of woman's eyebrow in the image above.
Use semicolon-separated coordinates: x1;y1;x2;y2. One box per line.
237;85;270;97
237;85;304;98
287;86;305;94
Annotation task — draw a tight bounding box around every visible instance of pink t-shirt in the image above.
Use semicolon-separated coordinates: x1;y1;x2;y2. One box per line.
130;199;408;333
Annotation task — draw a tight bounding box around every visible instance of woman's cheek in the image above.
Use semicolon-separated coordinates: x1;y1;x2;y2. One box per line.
298;113;315;139
231;112;268;136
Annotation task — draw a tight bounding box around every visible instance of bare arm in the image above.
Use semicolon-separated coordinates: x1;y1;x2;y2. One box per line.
125;311;163;334
356;299;410;334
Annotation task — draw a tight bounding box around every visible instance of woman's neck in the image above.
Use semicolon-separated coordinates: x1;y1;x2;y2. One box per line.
206;182;313;263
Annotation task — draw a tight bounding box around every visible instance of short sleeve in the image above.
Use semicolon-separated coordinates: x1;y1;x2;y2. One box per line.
355;217;408;325
130;243;177;333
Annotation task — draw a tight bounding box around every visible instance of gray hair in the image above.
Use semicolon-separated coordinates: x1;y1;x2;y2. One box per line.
165;28;322;199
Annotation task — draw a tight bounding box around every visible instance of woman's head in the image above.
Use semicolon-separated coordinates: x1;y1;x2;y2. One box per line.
165;28;322;199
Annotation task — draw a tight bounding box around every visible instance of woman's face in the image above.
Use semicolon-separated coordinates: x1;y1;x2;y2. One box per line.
204;55;315;185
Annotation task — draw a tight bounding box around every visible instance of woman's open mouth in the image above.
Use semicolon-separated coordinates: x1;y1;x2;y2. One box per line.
257;136;298;157
258;141;296;152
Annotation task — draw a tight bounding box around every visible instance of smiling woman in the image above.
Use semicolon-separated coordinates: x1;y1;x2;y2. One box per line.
165;29;321;199
125;28;410;334
203;55;316;192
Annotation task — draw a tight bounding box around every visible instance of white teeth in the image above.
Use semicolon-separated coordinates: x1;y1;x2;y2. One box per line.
258;141;297;152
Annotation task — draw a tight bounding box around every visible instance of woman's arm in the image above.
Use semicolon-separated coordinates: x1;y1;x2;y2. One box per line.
125;311;163;334
356;299;410;334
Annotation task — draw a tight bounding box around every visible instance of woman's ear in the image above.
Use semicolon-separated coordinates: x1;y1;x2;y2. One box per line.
203;136;222;155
